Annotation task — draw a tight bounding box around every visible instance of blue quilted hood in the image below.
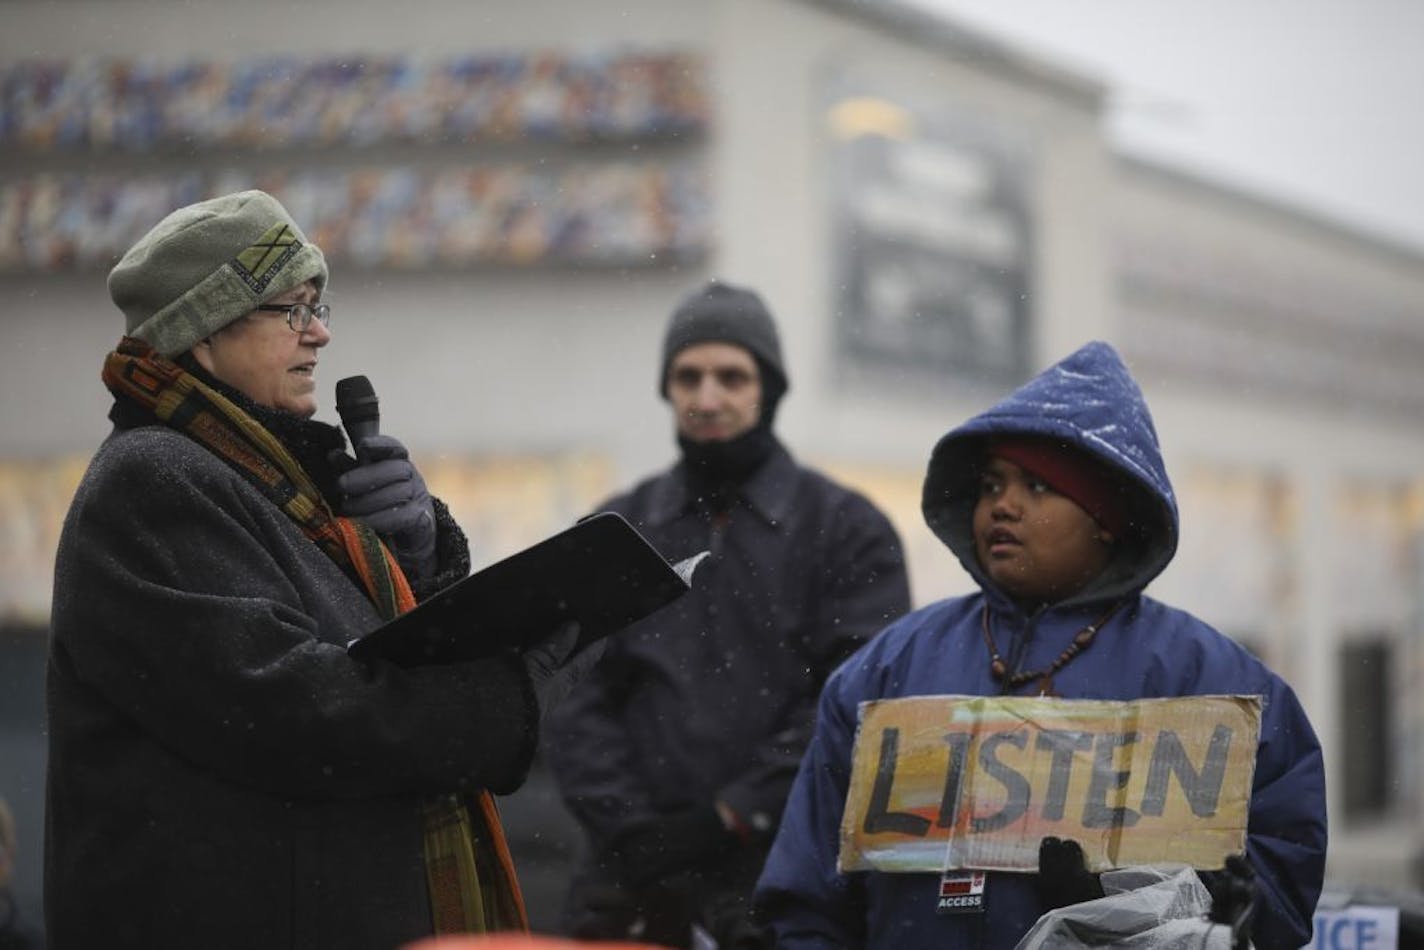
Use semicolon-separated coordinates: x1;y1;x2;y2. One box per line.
922;341;1179;604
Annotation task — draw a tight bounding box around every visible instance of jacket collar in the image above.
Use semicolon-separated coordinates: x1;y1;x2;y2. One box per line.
645;440;797;528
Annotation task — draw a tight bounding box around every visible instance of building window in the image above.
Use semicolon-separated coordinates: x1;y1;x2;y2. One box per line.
825;82;1033;388
1338;637;1393;820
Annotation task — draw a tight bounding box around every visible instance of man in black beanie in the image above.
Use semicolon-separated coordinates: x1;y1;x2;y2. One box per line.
546;280;911;947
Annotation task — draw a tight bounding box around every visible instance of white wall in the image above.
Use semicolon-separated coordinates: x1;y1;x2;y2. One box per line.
1114;161;1424;888
0;0;711;483
0;0;1119;589
711;0;1114;472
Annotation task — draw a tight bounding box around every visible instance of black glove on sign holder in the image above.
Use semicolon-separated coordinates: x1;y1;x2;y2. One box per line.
348;512;700;667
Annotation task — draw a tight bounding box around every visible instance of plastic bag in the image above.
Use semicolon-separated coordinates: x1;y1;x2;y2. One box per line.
1015;866;1246;949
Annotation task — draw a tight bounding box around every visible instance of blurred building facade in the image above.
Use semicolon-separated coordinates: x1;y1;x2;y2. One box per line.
1;0;1421;927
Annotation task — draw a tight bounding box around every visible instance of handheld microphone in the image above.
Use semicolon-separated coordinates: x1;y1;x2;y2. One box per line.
335;375;380;450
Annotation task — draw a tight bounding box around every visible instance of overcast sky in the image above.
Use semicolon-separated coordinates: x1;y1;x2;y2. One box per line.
908;0;1424;252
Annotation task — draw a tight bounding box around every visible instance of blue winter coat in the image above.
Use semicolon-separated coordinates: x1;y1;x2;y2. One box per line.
754;342;1326;950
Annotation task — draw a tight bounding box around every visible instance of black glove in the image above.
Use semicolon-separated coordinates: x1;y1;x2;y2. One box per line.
700;892;770;950
521;621;606;722
333;434;437;580
1036;836;1105;911
1202;852;1256;948
607;807;737;888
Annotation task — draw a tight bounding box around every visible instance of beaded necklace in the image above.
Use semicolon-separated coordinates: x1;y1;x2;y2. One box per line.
980;600;1127;695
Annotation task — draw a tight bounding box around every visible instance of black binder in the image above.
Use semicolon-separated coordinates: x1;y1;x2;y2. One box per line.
347;512;699;667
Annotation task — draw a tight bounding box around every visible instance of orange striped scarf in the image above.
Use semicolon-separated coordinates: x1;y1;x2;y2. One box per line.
103;336;528;934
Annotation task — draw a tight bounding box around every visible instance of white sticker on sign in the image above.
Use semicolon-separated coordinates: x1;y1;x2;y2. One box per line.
1312;906;1399;950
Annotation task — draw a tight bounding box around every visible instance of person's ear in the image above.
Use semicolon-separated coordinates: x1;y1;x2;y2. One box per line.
190;338;215;374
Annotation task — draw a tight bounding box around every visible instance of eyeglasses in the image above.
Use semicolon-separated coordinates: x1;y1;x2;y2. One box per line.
253;302;332;333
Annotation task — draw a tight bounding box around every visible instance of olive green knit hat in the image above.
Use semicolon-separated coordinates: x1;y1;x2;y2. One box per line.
108;190;328;358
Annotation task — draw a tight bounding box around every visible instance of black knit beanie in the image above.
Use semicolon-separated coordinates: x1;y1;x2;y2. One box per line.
659;280;789;412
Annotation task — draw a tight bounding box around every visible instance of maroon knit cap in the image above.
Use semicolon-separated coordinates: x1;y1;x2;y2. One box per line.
988;437;1130;538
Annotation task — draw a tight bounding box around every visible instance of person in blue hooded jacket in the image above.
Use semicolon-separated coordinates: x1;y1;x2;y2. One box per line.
753;341;1326;950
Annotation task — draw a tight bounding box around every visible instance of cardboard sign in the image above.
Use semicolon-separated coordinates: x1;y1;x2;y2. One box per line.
838;695;1260;873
